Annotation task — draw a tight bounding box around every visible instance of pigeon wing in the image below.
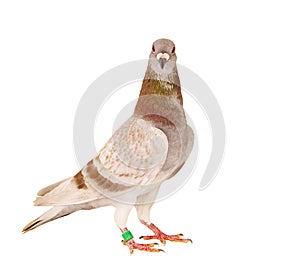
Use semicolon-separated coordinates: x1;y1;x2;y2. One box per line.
84;117;169;196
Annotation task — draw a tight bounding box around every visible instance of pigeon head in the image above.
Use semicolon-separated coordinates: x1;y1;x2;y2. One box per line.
148;38;177;76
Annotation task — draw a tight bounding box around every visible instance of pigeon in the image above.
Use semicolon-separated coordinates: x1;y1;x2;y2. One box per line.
23;38;194;254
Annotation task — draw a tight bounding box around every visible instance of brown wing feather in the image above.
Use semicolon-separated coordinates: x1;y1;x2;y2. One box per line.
37;178;69;196
34;175;100;206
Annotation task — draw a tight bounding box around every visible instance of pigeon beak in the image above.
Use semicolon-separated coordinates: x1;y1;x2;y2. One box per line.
156;53;170;69
159;58;167;69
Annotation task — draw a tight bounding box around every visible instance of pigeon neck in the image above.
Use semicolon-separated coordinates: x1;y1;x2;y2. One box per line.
139;70;183;105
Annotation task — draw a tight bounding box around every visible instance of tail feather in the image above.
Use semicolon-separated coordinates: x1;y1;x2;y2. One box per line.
22;199;108;233
22;206;72;233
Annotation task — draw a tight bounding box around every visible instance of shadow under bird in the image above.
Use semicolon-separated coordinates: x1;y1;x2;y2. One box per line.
23;38;194;254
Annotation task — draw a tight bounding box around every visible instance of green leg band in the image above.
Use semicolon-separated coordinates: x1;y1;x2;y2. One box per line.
122;230;134;242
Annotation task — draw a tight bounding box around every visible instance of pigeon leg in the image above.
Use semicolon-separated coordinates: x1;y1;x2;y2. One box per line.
136;203;192;245
139;221;192;245
120;228;164;254
115;205;163;254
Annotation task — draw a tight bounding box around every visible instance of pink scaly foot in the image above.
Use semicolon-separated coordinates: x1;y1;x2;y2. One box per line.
120;228;164;254
140;222;193;245
122;239;164;254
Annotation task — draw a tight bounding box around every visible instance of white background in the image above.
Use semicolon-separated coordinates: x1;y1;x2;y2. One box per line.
1;0;300;260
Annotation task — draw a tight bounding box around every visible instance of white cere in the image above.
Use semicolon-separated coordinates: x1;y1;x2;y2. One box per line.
156;53;170;61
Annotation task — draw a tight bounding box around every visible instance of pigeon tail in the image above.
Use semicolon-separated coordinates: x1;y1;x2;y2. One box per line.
22;206;71;233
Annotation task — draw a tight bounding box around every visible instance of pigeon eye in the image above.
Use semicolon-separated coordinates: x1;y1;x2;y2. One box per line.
152;44;155;53
171;46;175;54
